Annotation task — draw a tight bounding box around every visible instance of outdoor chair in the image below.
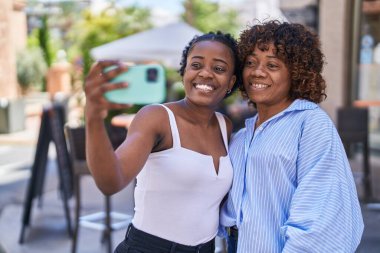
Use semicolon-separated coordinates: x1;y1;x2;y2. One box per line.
337;106;371;201
65;124;131;253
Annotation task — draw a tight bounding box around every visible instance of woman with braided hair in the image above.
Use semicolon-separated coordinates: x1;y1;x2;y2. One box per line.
84;31;240;253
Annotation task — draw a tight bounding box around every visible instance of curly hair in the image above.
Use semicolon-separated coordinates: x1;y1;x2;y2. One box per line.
179;31;241;98
238;20;326;104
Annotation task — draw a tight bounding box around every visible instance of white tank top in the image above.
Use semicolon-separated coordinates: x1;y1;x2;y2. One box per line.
132;104;233;246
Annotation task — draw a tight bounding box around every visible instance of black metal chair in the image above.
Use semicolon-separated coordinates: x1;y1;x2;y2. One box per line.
337;106;371;201
65;124;131;253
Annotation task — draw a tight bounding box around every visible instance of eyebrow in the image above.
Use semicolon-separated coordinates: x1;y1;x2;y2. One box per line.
250;52;278;59
191;55;229;65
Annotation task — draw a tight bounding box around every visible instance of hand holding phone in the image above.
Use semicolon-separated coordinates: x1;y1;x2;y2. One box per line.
103;64;166;105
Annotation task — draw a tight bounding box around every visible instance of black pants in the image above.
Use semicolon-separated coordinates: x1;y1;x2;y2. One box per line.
226;226;238;253
114;224;215;253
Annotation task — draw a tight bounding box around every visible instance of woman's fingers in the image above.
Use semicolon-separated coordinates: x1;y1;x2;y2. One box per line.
86;81;128;99
97;59;121;69
102;64;128;80
99;81;129;94
86;60;129;87
85;81;129;107
86;61;111;82
84;60;132;118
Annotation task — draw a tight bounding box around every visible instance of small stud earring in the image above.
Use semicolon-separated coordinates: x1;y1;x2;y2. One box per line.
226;89;232;94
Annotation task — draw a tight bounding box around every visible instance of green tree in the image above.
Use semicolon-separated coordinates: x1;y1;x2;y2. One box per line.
50;1;83;50
37;15;55;91
38;15;54;68
182;0;240;35
68;5;152;79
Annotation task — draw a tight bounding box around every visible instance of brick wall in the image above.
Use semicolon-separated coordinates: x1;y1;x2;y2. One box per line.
0;0;26;99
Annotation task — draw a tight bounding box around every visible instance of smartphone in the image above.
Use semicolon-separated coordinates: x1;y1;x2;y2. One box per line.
103;64;166;104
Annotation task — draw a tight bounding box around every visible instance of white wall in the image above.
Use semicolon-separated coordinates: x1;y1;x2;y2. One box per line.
319;0;350;123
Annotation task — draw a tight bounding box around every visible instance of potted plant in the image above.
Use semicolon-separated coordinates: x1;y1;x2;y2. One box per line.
0;47;47;134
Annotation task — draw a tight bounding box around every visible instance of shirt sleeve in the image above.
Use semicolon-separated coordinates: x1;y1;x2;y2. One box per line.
218;194;237;238
281;111;364;253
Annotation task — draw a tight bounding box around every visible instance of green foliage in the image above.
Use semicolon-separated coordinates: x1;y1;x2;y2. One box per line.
16;48;48;92
224;90;240;105
38;15;54;67
165;68;184;102
165;68;181;86
182;0;240;36
27;29;40;48
169;81;186;101
68;6;152;79
68;5;152;122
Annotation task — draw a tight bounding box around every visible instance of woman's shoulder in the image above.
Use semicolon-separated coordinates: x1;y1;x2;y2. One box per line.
135;103;169;117
298;105;336;134
304;105;333;122
130;104;171;129
290;100;330;122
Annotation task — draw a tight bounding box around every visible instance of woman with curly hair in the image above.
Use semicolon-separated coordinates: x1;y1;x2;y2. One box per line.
220;20;364;253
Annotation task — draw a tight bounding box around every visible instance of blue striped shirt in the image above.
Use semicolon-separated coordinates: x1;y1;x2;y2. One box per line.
220;99;364;253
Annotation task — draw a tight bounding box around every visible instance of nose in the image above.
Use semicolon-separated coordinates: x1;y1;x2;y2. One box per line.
246;62;267;78
252;66;266;78
198;68;212;78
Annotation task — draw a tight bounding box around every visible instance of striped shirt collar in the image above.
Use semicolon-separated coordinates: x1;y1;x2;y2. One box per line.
245;99;319;130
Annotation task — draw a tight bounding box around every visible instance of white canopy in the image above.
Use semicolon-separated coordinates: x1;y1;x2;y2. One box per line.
90;22;202;68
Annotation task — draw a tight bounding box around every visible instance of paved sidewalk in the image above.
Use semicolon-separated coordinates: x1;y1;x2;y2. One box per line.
0;175;135;253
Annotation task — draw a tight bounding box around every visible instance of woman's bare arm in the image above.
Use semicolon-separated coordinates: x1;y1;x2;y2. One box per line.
84;61;162;195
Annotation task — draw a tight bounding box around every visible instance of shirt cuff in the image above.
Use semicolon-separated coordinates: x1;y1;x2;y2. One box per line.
217;224;228;239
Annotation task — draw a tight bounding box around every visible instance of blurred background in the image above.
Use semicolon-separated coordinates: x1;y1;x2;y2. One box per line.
1;0;380;252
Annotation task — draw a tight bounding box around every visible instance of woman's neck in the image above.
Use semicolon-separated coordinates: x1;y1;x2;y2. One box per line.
255;100;293;128
179;98;216;127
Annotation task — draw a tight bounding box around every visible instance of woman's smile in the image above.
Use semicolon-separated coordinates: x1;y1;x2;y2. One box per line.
247;82;272;90
193;82;216;93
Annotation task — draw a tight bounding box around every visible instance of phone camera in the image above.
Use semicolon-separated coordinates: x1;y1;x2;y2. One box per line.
147;68;158;83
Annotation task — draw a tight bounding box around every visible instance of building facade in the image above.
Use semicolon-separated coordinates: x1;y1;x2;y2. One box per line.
0;0;27;99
